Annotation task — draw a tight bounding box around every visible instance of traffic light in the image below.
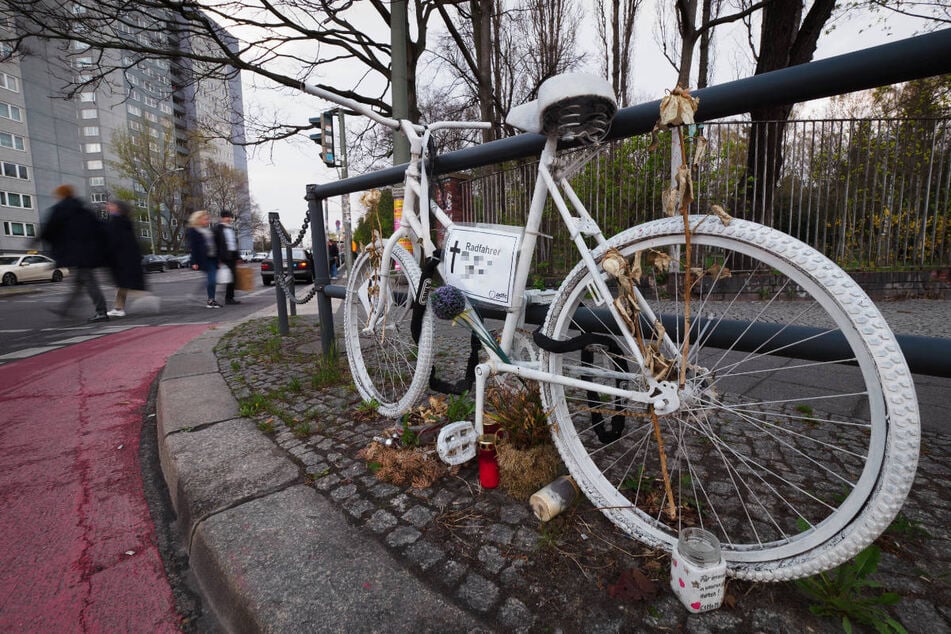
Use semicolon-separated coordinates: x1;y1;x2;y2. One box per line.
319;110;336;168
308;117;322;147
308;113;336;168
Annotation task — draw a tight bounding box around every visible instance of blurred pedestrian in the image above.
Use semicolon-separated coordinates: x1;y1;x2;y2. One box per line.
40;184;109;322
187;210;220;308
104;200;146;317
328;239;339;279
214;210;240;304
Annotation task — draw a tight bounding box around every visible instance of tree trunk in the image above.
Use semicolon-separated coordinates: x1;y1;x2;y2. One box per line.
472;0;496;143
697;0;712;89
745;0;834;226
675;0;699;88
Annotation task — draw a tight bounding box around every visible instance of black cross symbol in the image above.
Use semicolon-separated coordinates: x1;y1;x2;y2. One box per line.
449;240;462;273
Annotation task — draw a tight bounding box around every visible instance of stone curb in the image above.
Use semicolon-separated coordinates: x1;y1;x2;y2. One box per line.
156;310;483;632
156;300;951;633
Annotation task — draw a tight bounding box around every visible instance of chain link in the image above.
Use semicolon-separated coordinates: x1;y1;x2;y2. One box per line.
268;210;311;249
266;211;318;303
273;271;319;304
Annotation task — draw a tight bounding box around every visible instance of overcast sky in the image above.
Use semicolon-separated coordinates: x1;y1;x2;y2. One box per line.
241;4;924;243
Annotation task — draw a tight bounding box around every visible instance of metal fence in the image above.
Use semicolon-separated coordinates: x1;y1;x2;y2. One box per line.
451;117;951;281
281;29;951;357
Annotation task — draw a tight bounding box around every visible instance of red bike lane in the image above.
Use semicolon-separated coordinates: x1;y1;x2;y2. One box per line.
0;325;210;633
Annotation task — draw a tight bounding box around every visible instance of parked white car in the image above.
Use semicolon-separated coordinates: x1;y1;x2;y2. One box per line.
0;253;69;286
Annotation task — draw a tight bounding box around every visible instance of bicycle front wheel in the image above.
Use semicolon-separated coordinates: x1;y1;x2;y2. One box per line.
540;216;919;581
343;244;433;418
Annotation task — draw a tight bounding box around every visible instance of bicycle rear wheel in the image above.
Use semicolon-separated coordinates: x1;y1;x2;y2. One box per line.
343;244;433;418
540;216;919;581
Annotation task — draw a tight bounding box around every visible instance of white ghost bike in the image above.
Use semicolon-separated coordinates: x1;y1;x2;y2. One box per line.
303;74;919;582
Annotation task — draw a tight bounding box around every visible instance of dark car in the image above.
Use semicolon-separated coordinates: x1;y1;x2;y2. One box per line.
142;254;167;272
163;254;183;269
260;248;314;285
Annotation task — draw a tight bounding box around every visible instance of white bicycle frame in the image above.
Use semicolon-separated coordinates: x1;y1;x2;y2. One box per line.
302;82;682;432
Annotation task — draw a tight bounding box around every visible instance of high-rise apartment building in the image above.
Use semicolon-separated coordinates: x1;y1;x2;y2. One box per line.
0;11;250;255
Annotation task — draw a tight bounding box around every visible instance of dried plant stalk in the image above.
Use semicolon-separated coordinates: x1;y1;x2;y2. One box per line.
357;442;453;489
496;443;562;501
650;408;677;520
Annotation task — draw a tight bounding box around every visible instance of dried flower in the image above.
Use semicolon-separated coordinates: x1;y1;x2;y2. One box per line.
710;204;733;226
601;248;628;278
658;86;699;128
430;285;510;364
430;285;467;320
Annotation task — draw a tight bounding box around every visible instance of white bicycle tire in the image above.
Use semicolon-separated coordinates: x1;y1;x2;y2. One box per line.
343;245;434;418
539;216;920;581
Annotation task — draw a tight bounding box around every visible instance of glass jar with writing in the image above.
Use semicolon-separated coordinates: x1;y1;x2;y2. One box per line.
670;527;727;613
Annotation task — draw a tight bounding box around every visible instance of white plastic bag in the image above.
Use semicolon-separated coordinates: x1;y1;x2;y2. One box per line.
217;264;233;285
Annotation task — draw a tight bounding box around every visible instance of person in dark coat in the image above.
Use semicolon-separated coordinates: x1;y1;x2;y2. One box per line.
40;183;110;322
213;210;240;304
328;239;339;279
104;200;146;317
187;209;220;308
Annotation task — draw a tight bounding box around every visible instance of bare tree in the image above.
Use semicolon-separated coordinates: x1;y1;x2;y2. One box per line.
744;0;835;226
434;0;586;139
248;200;271;251
109;127;191;252
243;200;268;250
595;0;642;107
843;0;951;33
194;158;253;222
0;0;464;146
657;0;767;89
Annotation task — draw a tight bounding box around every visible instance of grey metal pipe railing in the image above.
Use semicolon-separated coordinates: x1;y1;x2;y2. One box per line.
303;28;951;374
307;185;337;356
310;29;951;200
473;303;951;378
268;212;289;336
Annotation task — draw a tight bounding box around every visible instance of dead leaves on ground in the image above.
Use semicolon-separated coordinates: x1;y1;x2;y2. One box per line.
608;567;658;602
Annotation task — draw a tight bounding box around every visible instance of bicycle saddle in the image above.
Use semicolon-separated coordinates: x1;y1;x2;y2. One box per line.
506;73;617;144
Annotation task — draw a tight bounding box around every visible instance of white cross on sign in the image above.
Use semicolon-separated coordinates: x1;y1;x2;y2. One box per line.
441;224;522;307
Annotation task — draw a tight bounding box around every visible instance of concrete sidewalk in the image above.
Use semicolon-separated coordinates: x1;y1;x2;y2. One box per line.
156;304;482;632
155;297;951;633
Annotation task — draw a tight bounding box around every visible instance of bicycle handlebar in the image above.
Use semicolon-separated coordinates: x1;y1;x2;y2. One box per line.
428;120;493;132
302;81;400;130
302;80;492;138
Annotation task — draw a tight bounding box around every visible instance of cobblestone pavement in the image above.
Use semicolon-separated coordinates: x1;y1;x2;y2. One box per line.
214;301;950;633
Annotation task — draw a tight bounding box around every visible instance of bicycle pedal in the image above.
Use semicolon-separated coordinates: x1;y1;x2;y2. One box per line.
436;421;477;466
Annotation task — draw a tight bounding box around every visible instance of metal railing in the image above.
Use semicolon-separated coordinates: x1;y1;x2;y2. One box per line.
269;29;951;370
461;117;951;280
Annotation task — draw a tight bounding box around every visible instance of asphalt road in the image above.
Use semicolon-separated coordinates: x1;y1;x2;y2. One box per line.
0;323;211;631
0;266;286;362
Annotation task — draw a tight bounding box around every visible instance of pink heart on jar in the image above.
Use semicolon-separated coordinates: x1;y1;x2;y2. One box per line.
672;559;678;567
679;578;685;588
691;602;701;610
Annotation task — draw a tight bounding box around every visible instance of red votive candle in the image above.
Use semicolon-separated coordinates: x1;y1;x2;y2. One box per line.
478;435;500;489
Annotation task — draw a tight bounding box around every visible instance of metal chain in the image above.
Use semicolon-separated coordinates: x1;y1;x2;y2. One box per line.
273;271;319;304
266;210;317;303
269;210;311;248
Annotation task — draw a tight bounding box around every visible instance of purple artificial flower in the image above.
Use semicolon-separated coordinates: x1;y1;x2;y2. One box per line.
430;285;467;320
